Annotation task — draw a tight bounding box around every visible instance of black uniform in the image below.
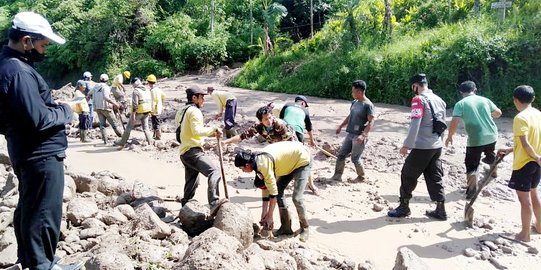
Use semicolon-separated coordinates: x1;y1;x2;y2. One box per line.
0;46;72;269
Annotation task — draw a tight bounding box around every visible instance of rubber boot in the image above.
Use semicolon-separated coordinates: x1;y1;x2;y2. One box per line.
113;126;123;137
155;129;162;140
275;208;294;236
79;129;84;142
330;159;346;181
100;129;108;145
466;172;477;200
298;212;309;242
354;164;365;181
225;128;237;139
425;201;447;221
144;130;154;146
80;130;90;143
387;198;411;218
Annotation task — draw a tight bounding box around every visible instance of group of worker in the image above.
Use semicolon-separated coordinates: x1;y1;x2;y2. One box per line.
72;71;167;148
2;11;541;270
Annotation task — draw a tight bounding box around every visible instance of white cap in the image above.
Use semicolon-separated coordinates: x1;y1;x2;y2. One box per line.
83;71;92;78
12;12;66;44
99;74;109;81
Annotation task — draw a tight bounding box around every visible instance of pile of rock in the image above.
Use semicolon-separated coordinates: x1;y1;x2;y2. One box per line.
462;236;539;269
1;162;363;269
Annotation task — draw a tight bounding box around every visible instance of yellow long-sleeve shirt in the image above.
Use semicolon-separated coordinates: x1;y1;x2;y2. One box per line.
175;104;216;155
73;90;90;113
151;87;166;116
211;90;236;112
255;141;311;198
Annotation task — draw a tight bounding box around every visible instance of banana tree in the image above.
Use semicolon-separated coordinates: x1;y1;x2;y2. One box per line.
261;0;287;55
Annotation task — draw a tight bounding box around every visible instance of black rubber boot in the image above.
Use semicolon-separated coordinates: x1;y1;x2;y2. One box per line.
275;208;294;236
387;198;411;218
465;172;477;200
425;201;447;221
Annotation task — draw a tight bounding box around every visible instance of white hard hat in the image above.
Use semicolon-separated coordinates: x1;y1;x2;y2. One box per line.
83;71;92;78
12;12;65;44
99;74;109;81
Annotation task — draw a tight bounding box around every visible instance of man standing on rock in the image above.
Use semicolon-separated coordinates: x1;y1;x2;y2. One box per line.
388;74;448;220
445;81;502;199
88;74;122;144
176;86;227;213
234;141;312;242
207;86;237;138
115;77;153;147
0;11;83;270
330;80;376;182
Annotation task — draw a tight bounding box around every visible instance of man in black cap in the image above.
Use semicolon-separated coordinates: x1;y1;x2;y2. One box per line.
174;85;227;213
388;74;448;220
0;11;82;270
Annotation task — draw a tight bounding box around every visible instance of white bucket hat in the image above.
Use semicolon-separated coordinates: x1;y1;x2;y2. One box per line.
12;11;66;44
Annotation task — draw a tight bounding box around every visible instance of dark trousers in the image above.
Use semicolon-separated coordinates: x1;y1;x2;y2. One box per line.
276;162;311;224
224;99;237;130
151;115;161;131
179;147;221;207
400;148;445;202
78;113;91;130
13;154;65;270
465;142;496;173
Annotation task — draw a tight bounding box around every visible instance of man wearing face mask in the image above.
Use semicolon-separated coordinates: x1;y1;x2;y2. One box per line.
388;74;448;221
0;12;83;270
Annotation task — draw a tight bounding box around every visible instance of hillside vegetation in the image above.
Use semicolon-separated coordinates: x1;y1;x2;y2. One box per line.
232;0;541;113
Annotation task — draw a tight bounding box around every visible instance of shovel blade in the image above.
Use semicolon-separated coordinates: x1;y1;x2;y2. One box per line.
464;204;474;227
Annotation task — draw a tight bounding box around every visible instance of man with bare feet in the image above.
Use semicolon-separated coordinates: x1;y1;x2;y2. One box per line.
497;85;541;242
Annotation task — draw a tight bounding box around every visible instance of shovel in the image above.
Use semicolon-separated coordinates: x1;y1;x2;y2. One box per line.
217;137;229;199
464;154;506;227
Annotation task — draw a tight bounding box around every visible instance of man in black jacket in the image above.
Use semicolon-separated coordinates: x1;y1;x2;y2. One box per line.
0;12;82;270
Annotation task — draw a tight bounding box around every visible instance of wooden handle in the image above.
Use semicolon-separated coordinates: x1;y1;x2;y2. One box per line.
316;145;337;159
217;137;229;199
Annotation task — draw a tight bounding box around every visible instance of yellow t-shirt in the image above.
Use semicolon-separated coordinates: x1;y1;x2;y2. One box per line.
112;74;123;88
255;141;311;198
175;105;216;155
211;90;236;112
151;87;166;115
73;90;89;113
513;107;541;170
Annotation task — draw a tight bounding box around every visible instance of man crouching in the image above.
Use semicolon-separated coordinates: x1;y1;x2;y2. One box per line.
235;141;312;242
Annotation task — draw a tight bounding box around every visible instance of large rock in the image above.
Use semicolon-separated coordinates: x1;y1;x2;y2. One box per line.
97;176;120;196
0;227;17;267
0;152;11;166
81;218;106;229
393;247;430;270
66;198;99;226
101;210;128;225
176;227;249;269
0;173;17;197
178;200;213;236
67;172;99;193
245;243;297;270
63;175;76;202
213;202;254;249
131;203;171;239
115;204;137;220
0;210;13;232
85;253;134;270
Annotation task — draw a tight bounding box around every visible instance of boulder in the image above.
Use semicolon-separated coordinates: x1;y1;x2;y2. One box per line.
64;175;76;197
0;210;13;232
101;210;128;225
115;204;137;220
0;152;11;166
81;218;106;229
0;227;17;267
178;200;213;236
176;227;249;269
393;247;429;270
97;176;120;196
245;243;297;270
0;173;17;197
213;202;254;249
67;172;99;193
66;198;99;226
0;196;18;208
85;253;134;270
80;227;105;239
131;203;171;239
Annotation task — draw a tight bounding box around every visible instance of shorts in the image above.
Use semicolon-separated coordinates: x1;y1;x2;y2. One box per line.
508;161;541;192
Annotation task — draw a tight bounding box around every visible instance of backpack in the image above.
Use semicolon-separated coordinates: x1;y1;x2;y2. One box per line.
175;105;194;143
421;96;447;136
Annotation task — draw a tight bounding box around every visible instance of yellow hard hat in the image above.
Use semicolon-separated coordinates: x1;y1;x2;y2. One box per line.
123;71;131;79
146;74;157;83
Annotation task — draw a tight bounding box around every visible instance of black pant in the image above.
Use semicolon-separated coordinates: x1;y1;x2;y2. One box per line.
13;154;65;270
465;142;496;174
179;147;221;207
400;148;445;202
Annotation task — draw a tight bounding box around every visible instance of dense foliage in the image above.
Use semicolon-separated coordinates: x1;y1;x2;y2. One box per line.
0;0;539;113
232;0;541;113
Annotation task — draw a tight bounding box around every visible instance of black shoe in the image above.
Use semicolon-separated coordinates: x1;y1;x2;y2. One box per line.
425;201;447;221
387;198;411;218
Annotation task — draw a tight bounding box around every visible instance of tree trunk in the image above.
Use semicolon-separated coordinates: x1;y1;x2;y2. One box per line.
383;0;393;37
